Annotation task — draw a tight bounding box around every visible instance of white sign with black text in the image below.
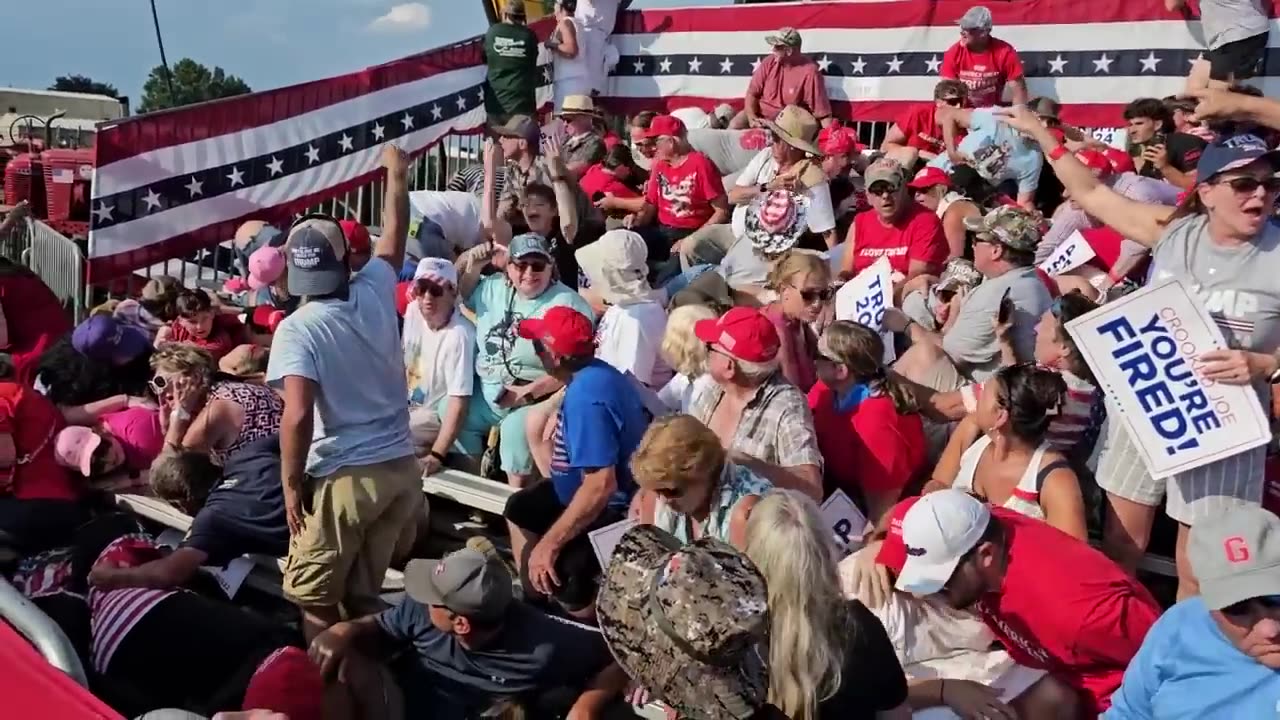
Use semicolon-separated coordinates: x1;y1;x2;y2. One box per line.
1066;278;1271;479
821;490;869;556
834;256;896;363
1039;230;1096;277
588;519;638;570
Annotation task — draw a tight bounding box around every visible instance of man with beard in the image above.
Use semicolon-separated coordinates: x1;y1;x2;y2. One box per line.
879;490;1160;717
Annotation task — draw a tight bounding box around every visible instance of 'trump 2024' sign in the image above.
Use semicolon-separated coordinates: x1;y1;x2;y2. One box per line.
1066;278;1271;479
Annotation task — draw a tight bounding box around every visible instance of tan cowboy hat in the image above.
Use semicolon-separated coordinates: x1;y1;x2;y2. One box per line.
557;95;602;118
764;104;820;157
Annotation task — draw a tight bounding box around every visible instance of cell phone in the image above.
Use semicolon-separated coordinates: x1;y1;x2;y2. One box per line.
997;288;1014;324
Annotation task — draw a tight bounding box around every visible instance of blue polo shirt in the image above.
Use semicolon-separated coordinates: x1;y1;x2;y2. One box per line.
549;359;648;509
1106;597;1280;719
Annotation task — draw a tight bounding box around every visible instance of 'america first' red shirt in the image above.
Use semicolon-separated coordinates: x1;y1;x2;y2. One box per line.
940;37;1025;108
975;509;1160;715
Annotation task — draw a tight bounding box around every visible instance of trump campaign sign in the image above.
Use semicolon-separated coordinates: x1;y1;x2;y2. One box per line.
1066;278;1271;479
835;256;895;363
1039;230;1096;277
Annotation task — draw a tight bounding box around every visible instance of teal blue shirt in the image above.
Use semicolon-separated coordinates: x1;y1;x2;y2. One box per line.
467;275;595;406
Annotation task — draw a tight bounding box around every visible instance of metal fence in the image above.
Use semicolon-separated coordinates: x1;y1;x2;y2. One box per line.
28;122;893;311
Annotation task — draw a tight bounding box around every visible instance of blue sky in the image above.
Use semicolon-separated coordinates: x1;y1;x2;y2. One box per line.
4;0;707;107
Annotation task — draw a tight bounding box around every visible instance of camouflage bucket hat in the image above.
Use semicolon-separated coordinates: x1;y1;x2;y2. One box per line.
936;257;984;293
963;206;1042;253
597;525;771;720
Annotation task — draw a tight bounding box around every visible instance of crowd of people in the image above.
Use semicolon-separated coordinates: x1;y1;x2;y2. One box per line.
2;1;1280;718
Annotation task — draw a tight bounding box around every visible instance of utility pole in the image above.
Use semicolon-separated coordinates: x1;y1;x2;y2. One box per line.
149;0;177;104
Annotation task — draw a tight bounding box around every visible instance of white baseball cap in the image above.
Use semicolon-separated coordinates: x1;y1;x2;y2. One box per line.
895;489;991;596
413;257;458;287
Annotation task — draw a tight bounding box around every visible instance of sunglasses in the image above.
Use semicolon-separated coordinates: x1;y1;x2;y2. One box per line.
867;182;901;197
792;285;834;304
414;278;446;298
1216;176;1280;195
531;338;547;355
1222;595;1280;617
512;259;549;273
941;97;964;107
653;485;687;500
148;374;173;397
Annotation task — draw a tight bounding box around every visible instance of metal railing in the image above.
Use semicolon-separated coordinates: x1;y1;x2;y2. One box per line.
0;577;89;687
23;218;86;324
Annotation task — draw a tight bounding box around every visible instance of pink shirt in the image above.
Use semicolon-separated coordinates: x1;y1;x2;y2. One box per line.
763;306;817;392
747;55;832;121
101;407;165;472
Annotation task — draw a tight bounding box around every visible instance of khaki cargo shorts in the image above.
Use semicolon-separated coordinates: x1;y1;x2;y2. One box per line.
284;455;425;616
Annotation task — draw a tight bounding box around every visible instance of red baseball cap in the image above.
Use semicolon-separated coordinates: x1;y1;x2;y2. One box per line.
693;307;780;363
875;495;923;574
1074;149;1114;180
818;125;861;157
908;166;950;190
243;647;323;720
517;306;595;357
1102;147;1136;174
339;219;372;255
643;115;687;140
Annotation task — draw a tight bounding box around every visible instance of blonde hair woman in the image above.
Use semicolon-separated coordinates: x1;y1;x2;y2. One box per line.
150;343;282;465
745;490;910;720
655;304;718;413
630;414;770;548
764;252;832;392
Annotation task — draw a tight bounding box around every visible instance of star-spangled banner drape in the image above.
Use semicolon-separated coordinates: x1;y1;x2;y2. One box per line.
88;0;1280;279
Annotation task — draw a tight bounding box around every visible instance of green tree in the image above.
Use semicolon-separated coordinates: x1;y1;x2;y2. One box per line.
137;58;252;113
48;74;121;99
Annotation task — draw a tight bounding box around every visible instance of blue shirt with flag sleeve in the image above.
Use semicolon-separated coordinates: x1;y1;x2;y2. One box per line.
1105;597;1280;720
549;359;648;509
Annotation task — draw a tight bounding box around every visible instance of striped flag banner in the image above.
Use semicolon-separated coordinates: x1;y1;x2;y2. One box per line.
88;0;1280;279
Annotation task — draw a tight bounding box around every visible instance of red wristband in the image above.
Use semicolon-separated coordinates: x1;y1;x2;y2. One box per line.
1048;145;1069;162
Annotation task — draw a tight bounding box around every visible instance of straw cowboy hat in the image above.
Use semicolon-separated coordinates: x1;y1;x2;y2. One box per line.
764;104;821;157
557;95;603;118
597;525;771;720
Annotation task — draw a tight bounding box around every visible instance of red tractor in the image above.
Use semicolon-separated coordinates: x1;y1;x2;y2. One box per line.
1;112;94;239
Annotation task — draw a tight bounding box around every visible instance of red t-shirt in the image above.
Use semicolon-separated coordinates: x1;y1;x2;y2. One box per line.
0;271;73;386
0;382;80;501
579;164;640;201
166;313;248;361
895;104;963;156
807;382;925;496
850;202;949;276
644;151;726;229
974;509;1160;715
940;37;1025;108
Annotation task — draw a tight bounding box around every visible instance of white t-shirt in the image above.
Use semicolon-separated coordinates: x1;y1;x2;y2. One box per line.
595;301;672;387
408;191;483;251
672;107;712;130
657;373;716;413
731;149;836;239
402;306;476;410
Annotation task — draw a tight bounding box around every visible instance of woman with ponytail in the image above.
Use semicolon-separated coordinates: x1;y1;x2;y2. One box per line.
809;321;926;523
928;362;1088;539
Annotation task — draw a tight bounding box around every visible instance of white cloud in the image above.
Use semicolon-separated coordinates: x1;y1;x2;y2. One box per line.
368;3;432;32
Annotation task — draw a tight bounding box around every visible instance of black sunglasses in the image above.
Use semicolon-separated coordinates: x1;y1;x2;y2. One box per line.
941;97;964;107
867;182;901;197
1217;176;1280;194
513;259;549;273
792;285;834;304
414;278;446;298
1222;595;1280;617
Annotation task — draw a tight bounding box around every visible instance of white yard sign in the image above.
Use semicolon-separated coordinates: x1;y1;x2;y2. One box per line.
1066;278;1271;479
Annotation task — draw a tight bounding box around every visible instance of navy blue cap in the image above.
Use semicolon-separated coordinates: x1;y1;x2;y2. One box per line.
1196;132;1280;182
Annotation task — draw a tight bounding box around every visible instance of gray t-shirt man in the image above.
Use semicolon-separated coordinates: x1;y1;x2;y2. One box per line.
942;265;1052;383
1198;0;1269;50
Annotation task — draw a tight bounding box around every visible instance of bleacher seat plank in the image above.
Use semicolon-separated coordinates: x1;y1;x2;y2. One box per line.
422;469;515;516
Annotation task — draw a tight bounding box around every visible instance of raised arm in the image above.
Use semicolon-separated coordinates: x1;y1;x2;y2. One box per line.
376;145;410;269
995;106;1172;248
